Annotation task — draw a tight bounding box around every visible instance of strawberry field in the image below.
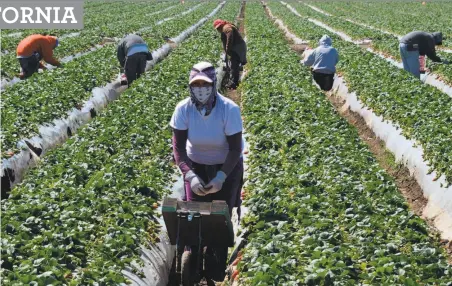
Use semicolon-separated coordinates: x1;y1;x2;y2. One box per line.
1;0;452;285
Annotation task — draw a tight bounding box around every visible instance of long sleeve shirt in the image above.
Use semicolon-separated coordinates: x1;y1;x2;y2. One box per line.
221;24;246;58
303;35;339;74
17;35;60;66
400;31;442;62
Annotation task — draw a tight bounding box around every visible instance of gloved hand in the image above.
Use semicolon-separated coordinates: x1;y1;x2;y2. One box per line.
185;170;207;196
204;171;227;195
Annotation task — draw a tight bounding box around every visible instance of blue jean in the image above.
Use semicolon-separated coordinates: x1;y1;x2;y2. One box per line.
399;43;420;79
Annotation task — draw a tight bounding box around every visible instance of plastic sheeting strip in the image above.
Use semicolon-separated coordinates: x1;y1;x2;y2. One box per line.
301;2;402;39
148;3;179;17
147;3;179;16
155;3;202;26
281;1;452;99
3;32;23;38
1;2;226;193
59;32;82;39
302;3;332;16
269;2;452;240
266;3;308;46
304;2;452;52
345;18;402;39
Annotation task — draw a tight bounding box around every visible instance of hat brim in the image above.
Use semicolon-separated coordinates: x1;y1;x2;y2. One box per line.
189;75;213;85
214;23;223;29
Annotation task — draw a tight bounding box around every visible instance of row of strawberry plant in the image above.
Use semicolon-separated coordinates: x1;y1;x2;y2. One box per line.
1;1;220;157
292;2;452;86
0;1;189;78
0;0;172;38
0;0;146;51
236;3;452;285
270;1;452;186
0;0;178;52
0;1;121;53
308;1;452;48
0;1;238;284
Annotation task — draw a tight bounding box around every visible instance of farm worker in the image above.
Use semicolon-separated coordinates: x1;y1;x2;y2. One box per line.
116;34;153;86
214;19;247;90
399;31;448;79
302;35;339;91
16;34;61;79
170;61;244;282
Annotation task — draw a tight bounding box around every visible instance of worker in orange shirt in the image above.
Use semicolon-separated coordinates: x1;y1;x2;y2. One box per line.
16;34;62;79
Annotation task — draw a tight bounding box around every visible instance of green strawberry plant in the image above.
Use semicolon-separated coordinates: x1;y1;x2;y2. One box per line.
268;1;452;186
1;1;240;284
291;2;452;86
1;1;219;156
309;1;452;49
0;1;187;77
237;3;452;285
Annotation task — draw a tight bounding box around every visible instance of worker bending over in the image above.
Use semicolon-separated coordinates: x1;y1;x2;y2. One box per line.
214;19;247;90
16;34;61;79
117;34;153;86
399;31;449;79
302;35;339;91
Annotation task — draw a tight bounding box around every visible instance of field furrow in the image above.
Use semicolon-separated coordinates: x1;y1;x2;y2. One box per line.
236;3;452;284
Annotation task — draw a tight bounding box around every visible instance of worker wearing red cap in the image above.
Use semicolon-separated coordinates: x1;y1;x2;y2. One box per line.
213;19;247;89
16;34;61;79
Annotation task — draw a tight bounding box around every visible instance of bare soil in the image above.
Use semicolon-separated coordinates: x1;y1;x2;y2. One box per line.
290;44;307;54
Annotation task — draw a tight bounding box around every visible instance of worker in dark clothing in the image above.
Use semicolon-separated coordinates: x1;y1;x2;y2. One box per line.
117;34;153;86
213;19;247;90
399;31;448;79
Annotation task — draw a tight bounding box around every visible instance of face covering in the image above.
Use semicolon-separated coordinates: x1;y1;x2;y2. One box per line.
191;86;213;104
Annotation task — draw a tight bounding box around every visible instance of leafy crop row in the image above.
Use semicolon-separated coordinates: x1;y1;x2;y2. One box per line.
1;1;219;157
268;1;452;186
0;1;239;284
0;1;189;77
237;3;452;285
0;0;162;52
291;2;452;86
308;0;452;48
0;0;169;41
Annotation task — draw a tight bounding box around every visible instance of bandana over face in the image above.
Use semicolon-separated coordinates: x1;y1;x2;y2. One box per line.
189;62;217;116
